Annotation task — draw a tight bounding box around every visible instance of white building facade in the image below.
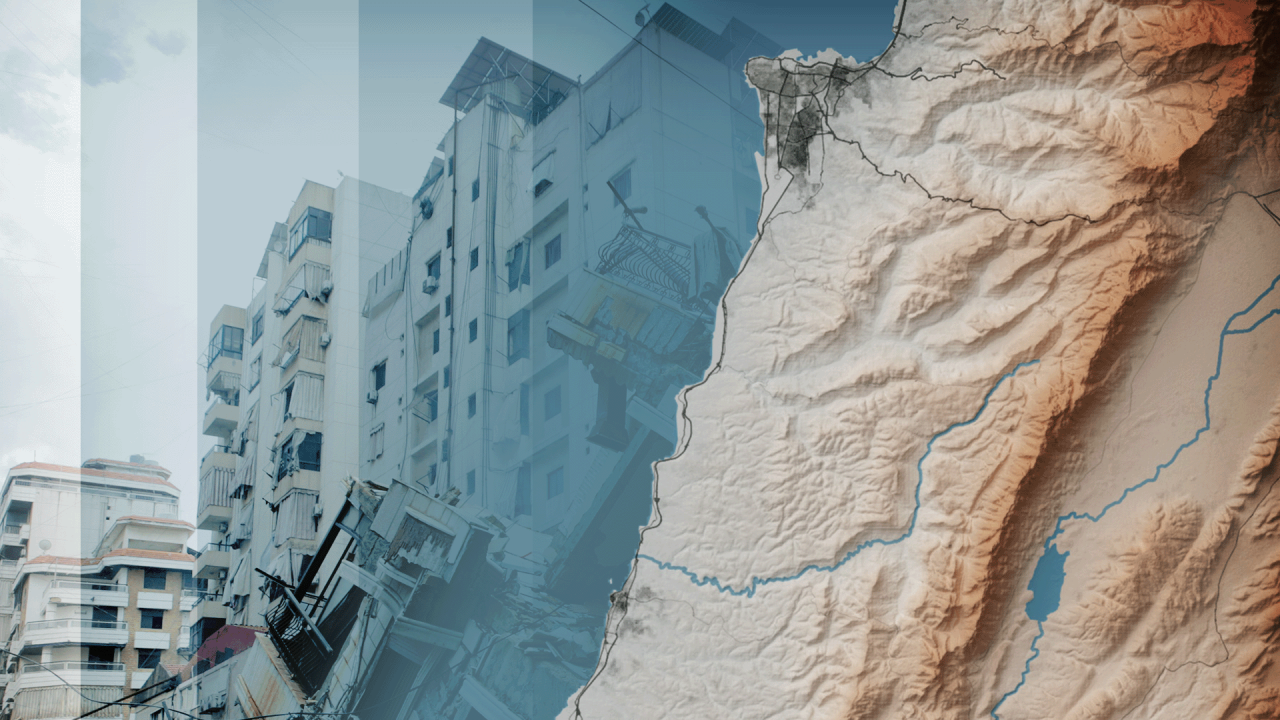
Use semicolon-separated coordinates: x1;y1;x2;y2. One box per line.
0;460;196;720
194;178;411;648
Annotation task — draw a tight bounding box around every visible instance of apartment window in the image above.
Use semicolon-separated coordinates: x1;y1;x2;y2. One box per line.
143;568;166;591
445;294;452;316
470;247;479;270
427;254;441;279
276;436;297;482
447;156;454;176
507;241;530;291
140;609;164;630
87;646;115;664
248;356;262;392
519;383;530;436
137;649;161;670
547;467;565;499
515;463;531;516
207;325;244;369
443;366;451;388
298;432;322;471
610;167;632;206
373;361;387;391
288;206;333;259
471;179;480;201
370;423;385;460
544;386;561;419
425;390;439;421
432;329;440;354
544;234;561;269
468;319;478;343
466;470;476;495
251;308;264;345
446;227;453;247
441;438;450;463
507;308;530;364
467;393;477;418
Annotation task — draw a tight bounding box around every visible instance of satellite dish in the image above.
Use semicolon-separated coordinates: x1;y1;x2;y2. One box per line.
39;539;51;552
635;3;650;27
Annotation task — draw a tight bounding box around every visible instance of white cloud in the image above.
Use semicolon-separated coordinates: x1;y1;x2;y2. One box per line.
146;29;187;57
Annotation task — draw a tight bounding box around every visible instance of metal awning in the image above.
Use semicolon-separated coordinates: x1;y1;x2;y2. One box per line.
439;37;576;123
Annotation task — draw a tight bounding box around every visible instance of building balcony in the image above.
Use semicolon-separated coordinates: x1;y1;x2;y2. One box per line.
195;542;230;580
22;619;129;648
206;355;243;394
0;522;28;548
180;588;207;613
19;661;126;690
193;596;227;622
203;399;239;441
0;559;19;579
198;453;236;531
43;579;129;608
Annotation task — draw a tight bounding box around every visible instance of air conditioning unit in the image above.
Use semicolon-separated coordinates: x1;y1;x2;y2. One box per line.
423;276;440;294
366;390;379;404
217;522;229;533
319;332;332;348
320;279;334;298
218;570;227;580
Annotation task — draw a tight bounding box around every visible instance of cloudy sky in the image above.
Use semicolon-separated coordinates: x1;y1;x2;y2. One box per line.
0;0;894;530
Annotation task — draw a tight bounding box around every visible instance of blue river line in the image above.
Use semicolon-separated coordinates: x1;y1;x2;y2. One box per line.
638;358;1042;598
990;270;1280;720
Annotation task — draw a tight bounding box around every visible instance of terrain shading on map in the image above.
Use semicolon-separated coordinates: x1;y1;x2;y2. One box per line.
567;0;1280;718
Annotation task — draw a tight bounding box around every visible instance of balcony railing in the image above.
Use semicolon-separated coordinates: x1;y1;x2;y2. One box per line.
49;579;127;594
25;619;128;632
199;541;234;554
182;588;217;601
265;592;333;696
3;524;22;535
201;444;233;465
25;660;126;673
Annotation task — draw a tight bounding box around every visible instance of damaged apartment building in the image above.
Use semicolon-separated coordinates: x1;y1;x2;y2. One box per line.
151;5;777;720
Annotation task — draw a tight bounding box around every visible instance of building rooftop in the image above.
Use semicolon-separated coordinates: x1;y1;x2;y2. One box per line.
24;548;196;567
8;461;179;491
114;515;196;528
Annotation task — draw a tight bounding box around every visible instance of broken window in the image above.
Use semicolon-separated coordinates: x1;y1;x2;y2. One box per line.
545;234;561;268
610;167;632;206
507;308;530;364
547;466;565;499
370;423;384;460
544;385;561;419
299;432;322;471
515;463;531;516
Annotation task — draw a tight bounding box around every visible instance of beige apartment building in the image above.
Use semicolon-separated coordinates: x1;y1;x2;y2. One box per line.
0;460;197;720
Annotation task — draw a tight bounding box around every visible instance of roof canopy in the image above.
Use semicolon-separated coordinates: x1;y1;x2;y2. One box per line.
439;37;576;123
